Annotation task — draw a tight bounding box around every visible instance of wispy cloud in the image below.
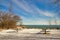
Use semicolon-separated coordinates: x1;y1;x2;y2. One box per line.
23;18;60;25
23;18;50;25
1;0;59;25
13;0;55;18
30;5;55;17
12;0;34;16
12;0;57;25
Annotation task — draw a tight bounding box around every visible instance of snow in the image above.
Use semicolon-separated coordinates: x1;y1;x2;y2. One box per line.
0;29;60;40
18;29;42;33
0;29;16;33
0;29;60;34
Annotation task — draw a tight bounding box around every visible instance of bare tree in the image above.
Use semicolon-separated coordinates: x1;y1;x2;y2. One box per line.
0;12;20;29
54;0;60;25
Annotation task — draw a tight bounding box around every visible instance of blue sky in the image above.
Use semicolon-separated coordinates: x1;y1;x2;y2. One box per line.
0;0;60;25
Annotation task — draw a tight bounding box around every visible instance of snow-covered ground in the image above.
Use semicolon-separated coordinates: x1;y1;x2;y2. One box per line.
0;29;60;40
0;29;60;34
47;29;60;34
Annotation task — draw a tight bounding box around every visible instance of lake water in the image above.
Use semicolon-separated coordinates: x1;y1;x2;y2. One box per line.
24;25;60;29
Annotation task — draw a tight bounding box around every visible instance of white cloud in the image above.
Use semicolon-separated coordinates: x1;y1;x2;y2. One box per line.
21;16;60;25
23;19;60;25
31;5;55;17
13;0;59;25
42;11;55;17
13;0;55;18
13;0;33;13
23;19;48;25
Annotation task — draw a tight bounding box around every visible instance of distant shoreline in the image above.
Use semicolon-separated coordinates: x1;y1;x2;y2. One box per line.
24;25;60;29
